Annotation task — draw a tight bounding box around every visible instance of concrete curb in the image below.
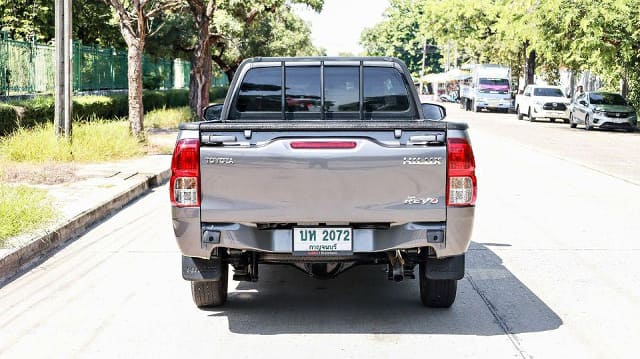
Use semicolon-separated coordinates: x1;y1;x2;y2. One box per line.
0;168;171;285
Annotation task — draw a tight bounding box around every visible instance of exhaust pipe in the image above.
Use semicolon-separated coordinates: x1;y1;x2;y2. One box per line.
387;250;405;282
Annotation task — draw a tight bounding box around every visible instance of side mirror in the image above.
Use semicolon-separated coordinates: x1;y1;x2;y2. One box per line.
579;100;587;106
203;104;223;121
421;103;446;120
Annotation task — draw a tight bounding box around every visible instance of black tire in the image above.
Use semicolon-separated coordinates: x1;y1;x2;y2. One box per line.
528;108;535;122
585;115;592;131
191;263;228;308
516;106;523;120
569;113;577;128
419;263;457;308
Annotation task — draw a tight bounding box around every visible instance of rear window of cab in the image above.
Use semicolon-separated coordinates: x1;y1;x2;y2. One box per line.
233;65;411;120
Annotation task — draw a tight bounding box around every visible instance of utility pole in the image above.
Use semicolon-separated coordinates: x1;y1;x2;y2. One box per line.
421;39;427;95
55;0;72;139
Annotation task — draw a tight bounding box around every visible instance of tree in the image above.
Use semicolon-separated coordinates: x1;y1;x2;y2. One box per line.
0;1;122;47
184;0;323;119
101;0;181;139
0;0;53;43
360;0;441;78
211;3;323;80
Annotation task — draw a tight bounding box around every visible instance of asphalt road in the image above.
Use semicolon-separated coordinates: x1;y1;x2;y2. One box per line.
1;105;639;358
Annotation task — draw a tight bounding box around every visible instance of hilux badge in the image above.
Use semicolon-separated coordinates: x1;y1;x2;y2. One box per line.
403;157;442;165
205;157;234;165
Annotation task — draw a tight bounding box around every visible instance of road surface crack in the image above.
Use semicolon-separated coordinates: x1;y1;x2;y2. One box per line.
466;272;531;359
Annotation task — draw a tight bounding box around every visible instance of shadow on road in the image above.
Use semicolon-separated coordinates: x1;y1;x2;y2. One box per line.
206;242;562;335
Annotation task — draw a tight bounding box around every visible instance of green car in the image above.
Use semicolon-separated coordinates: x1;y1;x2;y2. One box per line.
570;92;638;132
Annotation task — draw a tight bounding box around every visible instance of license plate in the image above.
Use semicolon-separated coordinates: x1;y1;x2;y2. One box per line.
293;227;353;256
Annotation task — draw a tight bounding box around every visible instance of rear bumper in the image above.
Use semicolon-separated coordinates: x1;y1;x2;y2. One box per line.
172;207;474;259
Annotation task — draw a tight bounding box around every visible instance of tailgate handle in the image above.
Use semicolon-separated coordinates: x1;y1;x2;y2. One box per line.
201;135;237;145
409;135;444;145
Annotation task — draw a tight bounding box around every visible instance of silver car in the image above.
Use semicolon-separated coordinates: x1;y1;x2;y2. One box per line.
570;92;638;132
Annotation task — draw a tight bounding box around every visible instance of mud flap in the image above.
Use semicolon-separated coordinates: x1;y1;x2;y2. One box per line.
426;254;465;280
182;256;223;281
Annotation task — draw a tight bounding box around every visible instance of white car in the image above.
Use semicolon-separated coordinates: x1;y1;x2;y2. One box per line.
515;85;571;123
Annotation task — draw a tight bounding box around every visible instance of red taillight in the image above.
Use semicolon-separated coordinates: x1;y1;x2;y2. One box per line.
447;138;476;206
290;141;357;149
170;138;200;207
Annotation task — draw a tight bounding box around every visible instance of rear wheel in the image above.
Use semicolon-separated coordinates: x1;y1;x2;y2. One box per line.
191;263;229;308
419;263;457;308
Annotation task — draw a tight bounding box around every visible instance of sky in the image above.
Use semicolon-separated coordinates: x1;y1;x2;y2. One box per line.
294;0;390;56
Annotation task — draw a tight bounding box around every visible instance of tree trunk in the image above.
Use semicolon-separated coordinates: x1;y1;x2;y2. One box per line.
127;40;145;139
189;40;212;119
620;77;629;98
189;3;213;120
569;70;576;100
526;49;536;86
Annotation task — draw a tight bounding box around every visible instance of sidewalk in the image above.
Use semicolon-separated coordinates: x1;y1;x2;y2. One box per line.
0;154;172;284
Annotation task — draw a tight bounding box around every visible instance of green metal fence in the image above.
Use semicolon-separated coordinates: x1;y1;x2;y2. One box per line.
0;33;228;96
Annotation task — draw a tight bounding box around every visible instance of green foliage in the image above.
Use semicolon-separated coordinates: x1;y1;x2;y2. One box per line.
14;96;55;128
0;184;55;242
143;71;168;90
360;0;640;108
0;104;19;136
361;0;441;78
74;95;128;120
0;90;190;135
151;0;323;83
145;106;193;129
209;87;229;103
0;0;122;46
142;91;167;110
164;89;190;108
0;121;143;163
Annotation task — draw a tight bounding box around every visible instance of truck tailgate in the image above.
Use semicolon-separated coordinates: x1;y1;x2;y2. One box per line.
199;128;447;224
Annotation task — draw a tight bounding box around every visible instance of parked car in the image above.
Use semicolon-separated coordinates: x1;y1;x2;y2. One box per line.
570;92;638;132
515;85;571;123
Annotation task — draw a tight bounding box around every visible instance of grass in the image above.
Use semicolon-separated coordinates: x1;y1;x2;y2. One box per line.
144;106;193;129
0;106;188;243
0;184;56;243
0;120;144;163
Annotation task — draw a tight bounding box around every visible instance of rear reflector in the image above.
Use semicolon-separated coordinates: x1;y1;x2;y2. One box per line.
447;138;476;206
290;141;357;149
170;139;200;207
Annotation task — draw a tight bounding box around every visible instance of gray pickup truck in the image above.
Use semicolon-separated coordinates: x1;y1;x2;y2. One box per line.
170;57;476;308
